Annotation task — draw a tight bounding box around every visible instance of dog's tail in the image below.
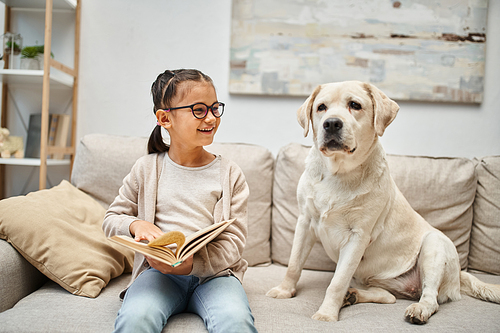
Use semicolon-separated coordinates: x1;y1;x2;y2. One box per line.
460;271;500;303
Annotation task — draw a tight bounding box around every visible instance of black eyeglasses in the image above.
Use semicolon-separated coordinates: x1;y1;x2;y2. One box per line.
166;102;225;119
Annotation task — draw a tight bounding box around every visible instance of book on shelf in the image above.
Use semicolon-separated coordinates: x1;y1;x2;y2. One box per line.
53;114;70;160
48;115;58;148
109;219;236;267
25;113;70;159
25;113;43;158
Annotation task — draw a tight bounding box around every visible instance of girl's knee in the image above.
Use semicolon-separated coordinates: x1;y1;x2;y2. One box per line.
209;306;256;333
114;305;167;333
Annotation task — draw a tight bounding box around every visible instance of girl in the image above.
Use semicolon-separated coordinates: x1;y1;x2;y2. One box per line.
103;69;257;333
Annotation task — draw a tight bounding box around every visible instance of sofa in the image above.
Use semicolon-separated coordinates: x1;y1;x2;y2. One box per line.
0;133;499;332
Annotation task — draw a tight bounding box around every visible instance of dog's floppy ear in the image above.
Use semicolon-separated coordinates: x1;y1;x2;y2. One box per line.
365;83;399;137
297;85;322;137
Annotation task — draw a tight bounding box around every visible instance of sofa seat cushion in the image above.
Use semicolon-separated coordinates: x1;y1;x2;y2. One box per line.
0;274;207;333
470;156;500;275
244;265;500;332
272;143;477;270
1;265;499;332
0;180;134;298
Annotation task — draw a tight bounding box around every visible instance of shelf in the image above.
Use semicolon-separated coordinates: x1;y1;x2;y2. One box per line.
0;0;80;196
0;157;70;166
0;69;73;88
0;0;76;10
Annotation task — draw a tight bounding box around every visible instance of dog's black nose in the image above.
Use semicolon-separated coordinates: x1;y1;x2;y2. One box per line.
323;118;343;134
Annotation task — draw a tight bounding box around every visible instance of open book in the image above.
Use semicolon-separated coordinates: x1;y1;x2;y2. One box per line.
109;219;235;267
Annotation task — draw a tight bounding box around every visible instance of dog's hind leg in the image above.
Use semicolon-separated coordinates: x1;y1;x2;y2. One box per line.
404;231;461;325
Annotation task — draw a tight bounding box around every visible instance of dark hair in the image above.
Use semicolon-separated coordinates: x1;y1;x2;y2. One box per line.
147;69;214;154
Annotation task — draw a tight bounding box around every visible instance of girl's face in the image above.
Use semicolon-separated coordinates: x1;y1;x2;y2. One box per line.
158;81;220;150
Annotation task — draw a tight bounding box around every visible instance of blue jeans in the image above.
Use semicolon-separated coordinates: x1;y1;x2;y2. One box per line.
114;269;257;333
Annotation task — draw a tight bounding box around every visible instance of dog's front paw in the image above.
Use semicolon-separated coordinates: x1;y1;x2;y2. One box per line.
404;303;433;325
312;311;338;322
266;285;296;299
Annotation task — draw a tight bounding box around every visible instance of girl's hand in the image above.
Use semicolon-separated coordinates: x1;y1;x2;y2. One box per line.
129;221;193;275
129;220;164;242
146;255;194;275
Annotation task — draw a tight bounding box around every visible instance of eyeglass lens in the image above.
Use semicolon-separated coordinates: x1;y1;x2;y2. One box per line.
192;103;224;119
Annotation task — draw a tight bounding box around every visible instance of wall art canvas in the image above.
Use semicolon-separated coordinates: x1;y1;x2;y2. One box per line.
229;0;487;103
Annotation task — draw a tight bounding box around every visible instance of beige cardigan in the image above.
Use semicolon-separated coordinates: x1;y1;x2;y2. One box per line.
103;152;249;292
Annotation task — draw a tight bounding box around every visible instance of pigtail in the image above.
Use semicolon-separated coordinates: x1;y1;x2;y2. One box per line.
147;125;169;154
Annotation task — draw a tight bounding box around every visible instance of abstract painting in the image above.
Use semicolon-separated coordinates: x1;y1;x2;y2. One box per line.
229;0;487;103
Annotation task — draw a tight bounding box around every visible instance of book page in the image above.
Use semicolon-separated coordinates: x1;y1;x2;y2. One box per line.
177;219;236;260
110;235;177;266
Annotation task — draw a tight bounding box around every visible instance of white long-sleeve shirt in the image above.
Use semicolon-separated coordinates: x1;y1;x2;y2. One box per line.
155;153;222;236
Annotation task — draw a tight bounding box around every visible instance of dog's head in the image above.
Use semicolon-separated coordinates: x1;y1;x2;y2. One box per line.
297;81;399;157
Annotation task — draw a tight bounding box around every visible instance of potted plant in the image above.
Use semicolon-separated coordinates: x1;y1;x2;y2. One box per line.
20;45;54;70
2;33;22;56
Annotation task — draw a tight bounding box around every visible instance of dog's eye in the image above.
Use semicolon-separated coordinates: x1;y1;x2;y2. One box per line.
317;104;327;112
349;101;362;110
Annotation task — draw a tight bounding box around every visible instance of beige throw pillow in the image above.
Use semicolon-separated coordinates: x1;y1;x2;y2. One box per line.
0;180;134;298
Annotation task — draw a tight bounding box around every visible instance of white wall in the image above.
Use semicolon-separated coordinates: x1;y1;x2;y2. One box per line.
1;0;496;196
0;0;480;165
78;0;500;159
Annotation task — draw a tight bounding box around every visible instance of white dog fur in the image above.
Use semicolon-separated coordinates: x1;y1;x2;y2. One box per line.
266;81;500;324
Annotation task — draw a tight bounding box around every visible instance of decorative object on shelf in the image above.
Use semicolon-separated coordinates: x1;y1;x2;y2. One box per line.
2;32;22;69
20;44;55;70
0;127;24;158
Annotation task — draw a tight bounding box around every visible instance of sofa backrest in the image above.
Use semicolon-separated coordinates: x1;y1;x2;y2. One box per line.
72;134;148;208
386;154;477;270
272;142;479;271
71;134;274;267
206;143;274;266
72;134;500;276
470;156;500;275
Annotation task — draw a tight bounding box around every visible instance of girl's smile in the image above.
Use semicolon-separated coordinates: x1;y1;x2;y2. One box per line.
198;126;216;133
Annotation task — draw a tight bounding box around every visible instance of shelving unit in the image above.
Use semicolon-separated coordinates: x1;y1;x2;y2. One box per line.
0;0;80;198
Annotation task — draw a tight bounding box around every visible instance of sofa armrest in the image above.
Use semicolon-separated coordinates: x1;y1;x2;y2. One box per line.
0;239;47;312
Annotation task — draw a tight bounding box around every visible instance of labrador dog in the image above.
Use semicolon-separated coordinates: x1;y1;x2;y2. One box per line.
266;81;500;324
